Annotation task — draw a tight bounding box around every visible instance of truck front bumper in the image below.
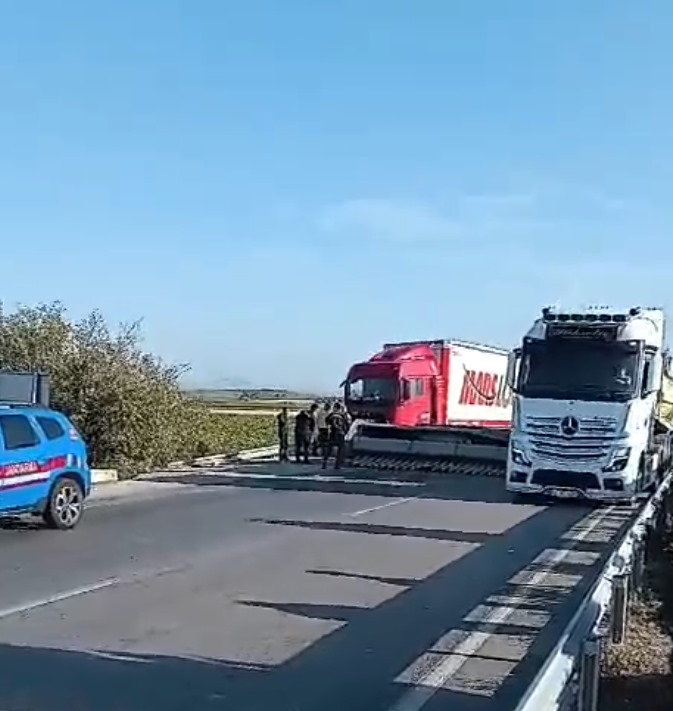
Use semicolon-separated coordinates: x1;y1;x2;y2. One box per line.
506;480;635;503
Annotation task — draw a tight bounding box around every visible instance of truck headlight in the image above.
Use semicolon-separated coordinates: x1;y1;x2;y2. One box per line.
510;439;531;466
603;446;631;473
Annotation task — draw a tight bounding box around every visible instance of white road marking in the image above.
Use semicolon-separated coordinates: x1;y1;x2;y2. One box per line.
203;470;424;488
349;497;417;517
0;577;122;621
386;507;615;711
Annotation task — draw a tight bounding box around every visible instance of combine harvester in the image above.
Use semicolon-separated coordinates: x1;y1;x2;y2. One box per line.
343;339;513;475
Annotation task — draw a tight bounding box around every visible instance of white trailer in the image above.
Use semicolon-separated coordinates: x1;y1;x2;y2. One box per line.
444;341;512;428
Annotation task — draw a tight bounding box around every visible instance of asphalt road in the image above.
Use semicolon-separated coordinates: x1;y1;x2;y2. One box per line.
0;459;635;711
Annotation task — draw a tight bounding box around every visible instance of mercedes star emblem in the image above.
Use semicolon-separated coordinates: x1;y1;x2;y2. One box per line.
561;416;579;436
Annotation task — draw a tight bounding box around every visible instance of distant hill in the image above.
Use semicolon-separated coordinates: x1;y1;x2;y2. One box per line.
186;387;332;402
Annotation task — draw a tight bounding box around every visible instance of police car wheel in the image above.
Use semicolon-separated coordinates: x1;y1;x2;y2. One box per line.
44;477;84;530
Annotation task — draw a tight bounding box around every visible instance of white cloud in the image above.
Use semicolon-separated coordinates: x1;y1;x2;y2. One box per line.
319;198;457;243
318;182;652;248
318;191;544;245
459;191;538;212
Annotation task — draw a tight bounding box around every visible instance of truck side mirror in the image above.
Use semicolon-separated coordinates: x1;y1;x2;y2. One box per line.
644;356;662;396
401;378;411;401
506;348;521;392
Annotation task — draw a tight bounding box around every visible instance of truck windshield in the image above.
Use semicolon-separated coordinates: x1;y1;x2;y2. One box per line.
518;339;640;402
345;377;397;403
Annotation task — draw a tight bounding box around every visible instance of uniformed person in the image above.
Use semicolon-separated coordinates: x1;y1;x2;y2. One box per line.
294;408;312;463
276;407;289;462
314;401;331;457
322;401;349;470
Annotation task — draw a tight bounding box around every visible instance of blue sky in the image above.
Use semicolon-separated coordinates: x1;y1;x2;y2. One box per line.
2;1;673;391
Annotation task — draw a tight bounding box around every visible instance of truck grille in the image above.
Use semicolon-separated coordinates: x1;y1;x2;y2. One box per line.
525;415;618;436
524;415;618;462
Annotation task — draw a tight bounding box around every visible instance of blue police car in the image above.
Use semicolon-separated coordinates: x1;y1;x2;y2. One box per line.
0;371;91;530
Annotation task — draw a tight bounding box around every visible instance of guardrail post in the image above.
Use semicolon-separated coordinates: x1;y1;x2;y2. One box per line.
661;486;673;531
610;574;629;645
631;539;646;598
662;488;671;528
578;634;601;711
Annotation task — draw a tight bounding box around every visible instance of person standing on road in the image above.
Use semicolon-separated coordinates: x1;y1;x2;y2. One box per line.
276;407;289;462
309;402;320;455
322;401;349;470
314;401;331;457
294;408;312;463
342;402;353;433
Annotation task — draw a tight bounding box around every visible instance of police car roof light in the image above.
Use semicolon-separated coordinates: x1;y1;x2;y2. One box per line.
0;371;50;408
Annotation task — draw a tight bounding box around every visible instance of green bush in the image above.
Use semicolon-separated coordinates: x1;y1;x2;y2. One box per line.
0;302;278;474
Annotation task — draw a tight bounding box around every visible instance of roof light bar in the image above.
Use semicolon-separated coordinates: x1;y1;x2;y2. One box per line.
541;306;641;325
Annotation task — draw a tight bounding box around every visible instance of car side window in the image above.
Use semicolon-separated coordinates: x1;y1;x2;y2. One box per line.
0;414;41;451
36;415;66;441
413;378;425;397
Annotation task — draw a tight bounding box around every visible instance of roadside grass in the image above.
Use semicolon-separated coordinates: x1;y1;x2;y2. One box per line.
600;512;673;709
193;412;278;459
118;412;279;480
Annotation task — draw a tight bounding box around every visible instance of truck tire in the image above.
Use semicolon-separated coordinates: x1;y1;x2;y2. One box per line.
43;476;85;530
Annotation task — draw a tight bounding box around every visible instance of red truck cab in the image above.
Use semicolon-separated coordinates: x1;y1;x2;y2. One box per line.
344;342;445;426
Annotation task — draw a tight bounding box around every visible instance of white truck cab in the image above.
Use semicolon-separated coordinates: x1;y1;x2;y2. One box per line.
506;305;672;503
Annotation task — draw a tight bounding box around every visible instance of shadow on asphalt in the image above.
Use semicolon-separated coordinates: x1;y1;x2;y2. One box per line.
150;458;540;505
0;501;628;711
0;517;45;531
250;517;499;544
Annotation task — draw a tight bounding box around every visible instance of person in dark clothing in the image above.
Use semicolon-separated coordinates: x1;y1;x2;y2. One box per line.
322;402;349;470
276;407;289;462
294;408;312;463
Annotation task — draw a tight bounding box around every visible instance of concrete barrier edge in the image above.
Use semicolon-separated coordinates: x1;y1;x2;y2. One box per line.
91;469;120;485
90;443;280;487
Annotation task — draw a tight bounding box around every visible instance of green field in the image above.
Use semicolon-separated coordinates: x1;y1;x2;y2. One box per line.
199;411;279;454
189;387;327;401
208;399;313;412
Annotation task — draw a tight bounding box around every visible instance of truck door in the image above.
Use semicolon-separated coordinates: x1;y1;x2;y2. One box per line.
404;377;432;425
0;413;51;513
430;378;438;424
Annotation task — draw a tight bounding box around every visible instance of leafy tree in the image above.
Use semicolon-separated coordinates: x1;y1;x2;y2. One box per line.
0;302;275;475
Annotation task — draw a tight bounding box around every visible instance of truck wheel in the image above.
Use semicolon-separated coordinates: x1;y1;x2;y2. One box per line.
43;476;84;530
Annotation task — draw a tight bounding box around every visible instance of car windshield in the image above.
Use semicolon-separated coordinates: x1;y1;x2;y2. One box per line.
345;377;397;403
518;339;640;402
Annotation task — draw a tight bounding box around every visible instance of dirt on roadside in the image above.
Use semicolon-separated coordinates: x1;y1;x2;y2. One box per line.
600;520;673;710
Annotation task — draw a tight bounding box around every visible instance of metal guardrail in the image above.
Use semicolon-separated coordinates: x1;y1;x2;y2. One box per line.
345;419;508;474
514;470;673;711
